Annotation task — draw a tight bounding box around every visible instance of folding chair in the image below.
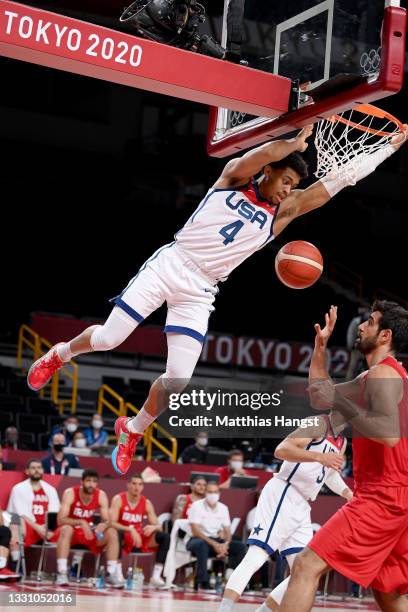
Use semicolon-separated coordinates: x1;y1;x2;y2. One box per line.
10;514;26;578
28;511;58;581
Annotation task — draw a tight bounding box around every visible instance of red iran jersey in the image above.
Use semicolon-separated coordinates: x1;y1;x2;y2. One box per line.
68;486;100;524
32;486;49;525
182;494;193;519
118;493;147;534
353;356;408;489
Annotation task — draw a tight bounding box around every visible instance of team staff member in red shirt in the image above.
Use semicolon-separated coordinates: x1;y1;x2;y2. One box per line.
110;474;170;587
53;469;121;587
172;476;207;522
280;301;408;612
7;459;60;552
216;450;247;489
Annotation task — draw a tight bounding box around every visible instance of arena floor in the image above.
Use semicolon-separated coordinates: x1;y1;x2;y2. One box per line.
0;582;379;611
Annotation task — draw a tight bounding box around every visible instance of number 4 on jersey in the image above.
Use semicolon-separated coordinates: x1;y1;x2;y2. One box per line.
219;220;244;245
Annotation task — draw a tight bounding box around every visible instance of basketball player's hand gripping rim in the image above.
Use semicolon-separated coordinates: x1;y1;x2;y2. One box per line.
391;124;408;151
295;124;314;152
314;305;337;349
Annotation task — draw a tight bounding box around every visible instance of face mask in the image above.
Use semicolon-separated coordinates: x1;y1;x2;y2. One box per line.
230;460;243;471
92;420;103;429
66;424;77;433
206;493;219;505
53;444;64;453
74;438;86;448
197;437;208;447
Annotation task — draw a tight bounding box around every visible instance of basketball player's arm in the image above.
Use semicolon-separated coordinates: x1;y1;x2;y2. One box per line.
143;499;161;537
172;494;187;523
274;418;344;471
325;471;353;501
95;490;110;532
214;126;313;185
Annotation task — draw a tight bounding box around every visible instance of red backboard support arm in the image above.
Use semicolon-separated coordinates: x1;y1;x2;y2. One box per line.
0;1;291;118
207;5;407;157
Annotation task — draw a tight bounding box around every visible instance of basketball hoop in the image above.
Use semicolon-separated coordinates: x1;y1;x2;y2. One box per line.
314;104;405;181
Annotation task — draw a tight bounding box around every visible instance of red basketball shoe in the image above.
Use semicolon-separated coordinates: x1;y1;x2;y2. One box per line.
111;416;142;475
27;343;65;391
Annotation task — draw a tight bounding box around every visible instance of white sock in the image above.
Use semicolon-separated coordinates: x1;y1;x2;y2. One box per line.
128;408;156;434
218;599;235;612
153;563;163;579
11;550;19;562
57;559;68;574
57;343;75;363
107;560;117;576
0;556;7;569
254;604;271;612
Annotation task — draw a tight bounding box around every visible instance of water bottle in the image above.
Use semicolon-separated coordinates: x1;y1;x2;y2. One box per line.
133;567;144;591
215;572;223;595
96;565;105;589
125;567;134;591
209;572;216;589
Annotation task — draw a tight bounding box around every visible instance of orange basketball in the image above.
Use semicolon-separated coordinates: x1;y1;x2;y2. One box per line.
275;241;323;289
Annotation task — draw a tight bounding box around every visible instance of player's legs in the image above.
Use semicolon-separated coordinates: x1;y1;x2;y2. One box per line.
27;307;139;391
255;553;297;612
373;590;408;612
279;547;330;612
100;528;123;587
113;332;203;474
55;525;74;585
219;546;270;611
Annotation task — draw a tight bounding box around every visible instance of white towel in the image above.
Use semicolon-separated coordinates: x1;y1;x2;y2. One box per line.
163;518;194;586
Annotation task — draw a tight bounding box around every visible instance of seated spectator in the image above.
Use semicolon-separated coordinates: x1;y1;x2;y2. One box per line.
71;431;88;449
110;474;170;588
49;416;79;447
0;511;20;581
7;459;60;557
180;432;209;464
83;414;108;449
187;481;246;590
42;433;81;475
52;469;122;587
216;450;247;489
172;476;207;522
2;427;19;450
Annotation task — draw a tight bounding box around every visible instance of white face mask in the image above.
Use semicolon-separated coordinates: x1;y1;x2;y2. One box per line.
92;420;103;429
197;437;208;447
230;460;243;471
66;424;78;433
74;438;86;448
206;493;219;505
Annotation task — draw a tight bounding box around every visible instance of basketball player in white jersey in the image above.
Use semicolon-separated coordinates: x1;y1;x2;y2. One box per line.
27;125;408;475
218;415;352;612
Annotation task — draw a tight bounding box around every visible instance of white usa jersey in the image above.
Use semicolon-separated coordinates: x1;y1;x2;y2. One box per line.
175;180;279;281
275;424;345;501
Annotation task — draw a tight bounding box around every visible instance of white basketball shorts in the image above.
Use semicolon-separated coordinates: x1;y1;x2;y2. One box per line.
247;477;313;558
110;242;218;343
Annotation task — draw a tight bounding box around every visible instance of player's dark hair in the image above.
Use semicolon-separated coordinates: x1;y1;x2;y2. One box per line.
228;449;243;459
206;480;219;488
267;152;309;179
372;300;408;353
26;458;42;469
82;469;99;481
128;473;143;482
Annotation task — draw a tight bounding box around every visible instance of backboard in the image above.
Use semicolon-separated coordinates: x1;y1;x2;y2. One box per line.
207;0;406;157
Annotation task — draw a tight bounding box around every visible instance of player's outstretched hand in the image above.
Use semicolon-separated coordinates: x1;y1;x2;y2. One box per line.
391;124;408;151
314;305;337;349
319;452;344;472
296;124;314;152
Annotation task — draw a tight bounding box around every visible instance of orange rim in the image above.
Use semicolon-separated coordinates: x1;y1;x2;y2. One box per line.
331;104;404;137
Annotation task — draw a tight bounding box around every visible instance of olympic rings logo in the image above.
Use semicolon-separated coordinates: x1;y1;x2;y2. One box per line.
229;110;247;128
360;47;381;74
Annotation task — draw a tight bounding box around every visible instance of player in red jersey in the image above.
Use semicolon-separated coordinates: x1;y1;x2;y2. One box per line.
52;469;122;587
110;474;170;587
279;301;408;612
172;476;207;522
7;459;60;550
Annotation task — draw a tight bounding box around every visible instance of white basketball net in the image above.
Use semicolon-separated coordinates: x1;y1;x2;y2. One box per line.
314;105;401;182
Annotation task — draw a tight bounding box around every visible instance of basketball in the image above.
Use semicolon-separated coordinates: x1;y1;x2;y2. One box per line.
275;241;323;289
